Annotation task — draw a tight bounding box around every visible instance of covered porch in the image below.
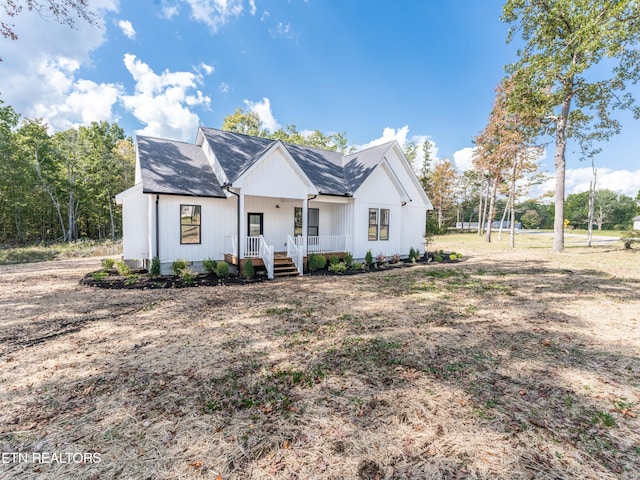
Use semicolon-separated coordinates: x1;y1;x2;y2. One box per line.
224;234;349;278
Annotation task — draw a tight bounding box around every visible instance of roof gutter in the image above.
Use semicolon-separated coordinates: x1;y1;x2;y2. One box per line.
224;184;241;259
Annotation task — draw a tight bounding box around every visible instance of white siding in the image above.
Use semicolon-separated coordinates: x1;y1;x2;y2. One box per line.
236;148;313;199
383;146;432;209
352;166;403;258
120;185;149;263
155;195;236;272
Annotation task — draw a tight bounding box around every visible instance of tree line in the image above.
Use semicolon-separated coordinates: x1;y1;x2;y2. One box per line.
0;97;135;245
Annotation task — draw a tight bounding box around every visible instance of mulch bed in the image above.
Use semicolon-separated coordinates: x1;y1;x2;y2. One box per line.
81;253;464;288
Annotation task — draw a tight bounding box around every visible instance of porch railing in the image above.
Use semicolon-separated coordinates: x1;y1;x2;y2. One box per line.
296;235;348;254
258;235;274;280
287;236;304;276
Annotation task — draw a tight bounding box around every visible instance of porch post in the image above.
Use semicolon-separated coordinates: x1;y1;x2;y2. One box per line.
238;192;245;259
302;197;308;256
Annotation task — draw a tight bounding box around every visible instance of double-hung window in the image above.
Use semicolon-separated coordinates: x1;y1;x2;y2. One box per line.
368;208;389;241
180;205;201;244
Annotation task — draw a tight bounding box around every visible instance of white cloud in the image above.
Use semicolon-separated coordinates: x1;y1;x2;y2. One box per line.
117;19;136;39
219;82;230;93
244;97;280;132
179;0;245;33
122;54;211;141
0;1;120;130
527;167;640;200
249;0;257;15
358;126;410;150
161;4;180;19
269;21;294;39
198;62;215;75
453;147;475;172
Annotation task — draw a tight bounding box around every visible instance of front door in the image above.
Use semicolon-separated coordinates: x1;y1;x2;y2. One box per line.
248;212;263;237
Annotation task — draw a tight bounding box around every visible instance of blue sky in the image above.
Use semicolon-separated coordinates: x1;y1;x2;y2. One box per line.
2;0;639;198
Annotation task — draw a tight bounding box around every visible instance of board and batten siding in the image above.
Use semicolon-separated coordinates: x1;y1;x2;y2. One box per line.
154;194;235;273
352;165;404;258
117;184;149;265
235;148;315;199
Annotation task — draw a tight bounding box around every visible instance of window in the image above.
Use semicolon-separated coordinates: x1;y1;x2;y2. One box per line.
368;208;378;241
380;209;390;241
368;208;390;241
294;207;319;236
180;205;201;244
248;212;263;237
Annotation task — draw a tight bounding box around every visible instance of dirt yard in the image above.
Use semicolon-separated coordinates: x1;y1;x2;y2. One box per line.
1;238;639;479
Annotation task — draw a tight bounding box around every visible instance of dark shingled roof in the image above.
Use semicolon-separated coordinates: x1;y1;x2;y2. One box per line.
137;136;226;197
199;127;394;196
136;128;400;198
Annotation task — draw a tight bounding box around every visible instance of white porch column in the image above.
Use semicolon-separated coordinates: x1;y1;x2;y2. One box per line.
238;192;245;259
302;197;308;256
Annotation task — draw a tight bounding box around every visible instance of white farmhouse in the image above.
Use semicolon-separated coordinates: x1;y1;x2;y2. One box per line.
116;128;433;278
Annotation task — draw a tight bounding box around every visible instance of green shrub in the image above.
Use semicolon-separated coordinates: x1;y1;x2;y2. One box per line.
243;258;255;279
434;254;443;262
343;251;353;267
115;260;131;276
408;247;417;262
172;259;188;275
308;254;327;272
329;254;340;265
125;273;139;286
351;261;366;270
215;261;230;278
328;262;348;274
203;258;217;274
456;253;463;259
101;258;115;270
149;256;161;278
449;254;457;261
179;267;196;285
364;250;373;266
92;270;109;281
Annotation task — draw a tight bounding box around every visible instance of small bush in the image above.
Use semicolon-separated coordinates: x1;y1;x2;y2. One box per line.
172;259;188;275
149;256;161;278
328;262;348;274
215;261;230;278
365;250;373;267
92;270;109;281
308;254;327;272
456;253;463;259
101;258;115;270
329;254;340;265
391;253;400;264
125;273;139;286
179;267;196;285
243;258;255;279
351;261;366;270
376;253;387;265
343;251;353;267
408;247;417;262
115;260;131;276
203;258;217;274
434;254;443;262
449;254;457;261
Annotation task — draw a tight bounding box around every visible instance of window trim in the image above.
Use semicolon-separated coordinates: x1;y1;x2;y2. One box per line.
294;207;319;237
380;208;390;241
368;208;378;241
180;204;201;245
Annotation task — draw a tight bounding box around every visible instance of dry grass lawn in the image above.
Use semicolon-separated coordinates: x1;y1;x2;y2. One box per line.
1;233;639;479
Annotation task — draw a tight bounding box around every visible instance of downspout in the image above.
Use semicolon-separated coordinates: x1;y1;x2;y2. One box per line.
225;184;240;259
155;194;159;260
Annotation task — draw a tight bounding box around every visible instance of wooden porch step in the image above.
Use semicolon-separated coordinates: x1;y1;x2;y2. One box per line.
273;256;300;278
